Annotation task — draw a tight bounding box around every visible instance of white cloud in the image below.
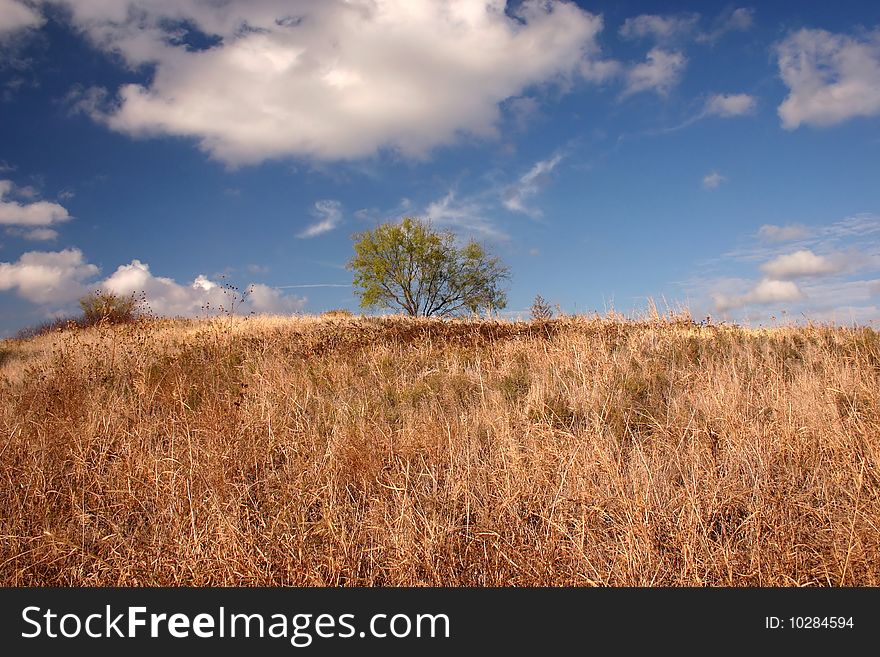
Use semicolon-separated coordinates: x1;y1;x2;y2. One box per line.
102;259;306;316
619;8;753;46
0;180;71;227
722;7;754;30
757;223;811;242
424;190;504;240
248;283;307;314
696;213;880;323
704;93;757;117
5;226;59;241
702;171;726;189
820;213;880;240
697;7;754;44
0;248;306;315
619;13;699;43
507;96;541;131
0;0;44;37
0;248;98;304
760;249;843;279
777;28;880;129
749;279;804;304
623;48;686;97
799;277;880;306
55;0;608;165
713;278;804;311
502;153;563;217
298;199;343;238
579;58;623;83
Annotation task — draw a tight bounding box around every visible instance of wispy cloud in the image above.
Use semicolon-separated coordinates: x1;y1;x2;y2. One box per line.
696;7;755;44
506;96;542;131
5;226;58;241
298;200;343;238
502;154;564;218
622;48;687;97
702;171;726;189
757;223;812;242
424;190;506;240
619;13;700;44
619;8;754;46
704;93;757;117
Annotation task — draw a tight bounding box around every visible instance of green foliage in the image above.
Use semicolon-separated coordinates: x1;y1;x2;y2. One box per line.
79;290;139;325
347;217;510;317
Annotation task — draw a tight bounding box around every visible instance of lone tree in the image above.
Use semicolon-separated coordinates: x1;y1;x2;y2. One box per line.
348;217;509;317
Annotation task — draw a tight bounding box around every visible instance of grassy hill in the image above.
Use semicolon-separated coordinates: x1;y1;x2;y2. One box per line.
1;314;878;585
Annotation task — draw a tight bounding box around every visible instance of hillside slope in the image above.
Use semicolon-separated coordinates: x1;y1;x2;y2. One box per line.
1;315;878;585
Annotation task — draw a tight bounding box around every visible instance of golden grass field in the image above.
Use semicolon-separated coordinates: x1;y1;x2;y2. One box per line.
1;313;878;586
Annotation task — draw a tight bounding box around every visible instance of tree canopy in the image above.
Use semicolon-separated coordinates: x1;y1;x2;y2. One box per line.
347;217;509;317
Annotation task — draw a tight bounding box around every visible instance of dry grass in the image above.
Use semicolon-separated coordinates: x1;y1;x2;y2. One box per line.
1;313;878;586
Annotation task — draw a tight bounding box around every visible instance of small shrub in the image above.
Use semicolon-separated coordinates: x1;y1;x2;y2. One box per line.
323;308;353;318
530;294;553;321
79;291;139;326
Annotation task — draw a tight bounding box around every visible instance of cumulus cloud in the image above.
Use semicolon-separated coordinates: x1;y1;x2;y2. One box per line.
704;93;757;117
502;153;563;217
619;13;699;43
702;171;726;189
298;200;343;238
699;214;880;323
247;283;307;314
54;0;609;165
0;248;98;304
713;278;804;311
0;248;306;315
757;224;812;242
760;249;843;279
622;48;686;97
102;259;306;316
777;28;880;129
0;0;44;37
0;180;70;227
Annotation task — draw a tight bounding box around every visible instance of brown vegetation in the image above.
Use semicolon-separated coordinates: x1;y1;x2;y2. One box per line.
1;313;878;585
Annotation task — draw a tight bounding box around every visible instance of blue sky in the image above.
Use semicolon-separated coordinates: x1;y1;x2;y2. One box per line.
1;0;880;335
